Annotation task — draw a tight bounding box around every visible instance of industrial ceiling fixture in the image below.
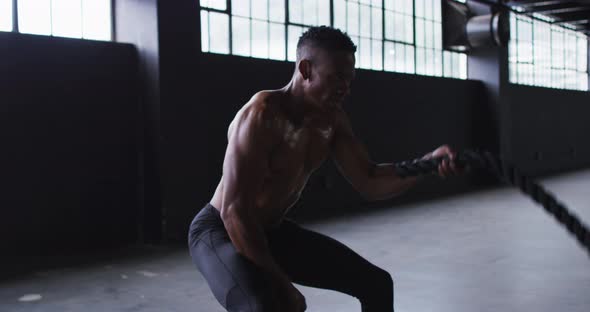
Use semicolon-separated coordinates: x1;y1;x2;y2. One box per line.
442;0;589;53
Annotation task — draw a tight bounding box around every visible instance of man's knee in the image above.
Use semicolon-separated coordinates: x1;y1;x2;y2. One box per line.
375;268;394;293
359;267;394;299
226;285;274;312
355;268;395;310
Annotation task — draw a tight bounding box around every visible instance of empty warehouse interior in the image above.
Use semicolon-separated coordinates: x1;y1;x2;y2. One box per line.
1;0;589;311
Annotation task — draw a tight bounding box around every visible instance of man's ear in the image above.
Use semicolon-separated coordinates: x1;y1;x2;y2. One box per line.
298;59;312;81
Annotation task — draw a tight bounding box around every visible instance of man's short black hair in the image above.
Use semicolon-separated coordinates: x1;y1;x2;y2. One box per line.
296;26;357;60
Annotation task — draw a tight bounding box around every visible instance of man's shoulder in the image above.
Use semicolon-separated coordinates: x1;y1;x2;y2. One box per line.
251;90;284;108
233;91;283;133
243;90;283;120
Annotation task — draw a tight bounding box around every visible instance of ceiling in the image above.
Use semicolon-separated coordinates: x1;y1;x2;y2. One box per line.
504;0;590;35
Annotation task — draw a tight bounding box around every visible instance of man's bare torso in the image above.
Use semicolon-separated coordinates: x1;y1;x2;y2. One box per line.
210;90;341;228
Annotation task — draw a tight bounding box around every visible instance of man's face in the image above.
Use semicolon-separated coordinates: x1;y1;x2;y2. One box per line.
306;50;356;111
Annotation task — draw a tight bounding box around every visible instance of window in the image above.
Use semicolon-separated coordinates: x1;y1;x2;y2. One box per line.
383;0;415;74
287;0;330;61
2;0;112;41
199;0;468;79
0;0;12;32
201;9;230;54
80;0;112;40
509;13;588;91
333;0;383;70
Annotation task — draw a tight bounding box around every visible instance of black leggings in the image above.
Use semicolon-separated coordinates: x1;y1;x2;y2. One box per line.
188;203;394;312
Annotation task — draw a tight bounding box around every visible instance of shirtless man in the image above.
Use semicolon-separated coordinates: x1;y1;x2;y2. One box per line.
189;26;462;312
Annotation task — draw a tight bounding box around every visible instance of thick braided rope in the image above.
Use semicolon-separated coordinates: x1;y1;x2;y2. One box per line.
394;149;590;258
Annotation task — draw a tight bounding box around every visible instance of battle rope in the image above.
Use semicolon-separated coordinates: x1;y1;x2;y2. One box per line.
394;149;590;258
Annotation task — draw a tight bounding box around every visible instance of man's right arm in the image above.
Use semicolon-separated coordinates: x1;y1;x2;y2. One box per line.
219;102;291;286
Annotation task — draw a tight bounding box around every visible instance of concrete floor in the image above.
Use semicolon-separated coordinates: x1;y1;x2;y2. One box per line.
1;169;589;312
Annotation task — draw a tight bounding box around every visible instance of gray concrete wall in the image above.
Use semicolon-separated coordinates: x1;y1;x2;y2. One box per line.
0;32;140;256
506;84;590;176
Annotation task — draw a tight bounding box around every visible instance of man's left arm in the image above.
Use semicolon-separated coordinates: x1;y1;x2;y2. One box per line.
330;109;461;201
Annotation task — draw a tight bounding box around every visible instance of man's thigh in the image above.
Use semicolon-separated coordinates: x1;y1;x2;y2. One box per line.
190;230;274;311
268;220;388;295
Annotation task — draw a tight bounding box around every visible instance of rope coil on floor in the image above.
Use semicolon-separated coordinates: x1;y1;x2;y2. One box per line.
394;149;590;258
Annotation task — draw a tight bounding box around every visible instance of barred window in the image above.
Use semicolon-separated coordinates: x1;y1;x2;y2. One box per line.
509;13;588;91
0;0;12;32
0;0;112;41
200;0;468;80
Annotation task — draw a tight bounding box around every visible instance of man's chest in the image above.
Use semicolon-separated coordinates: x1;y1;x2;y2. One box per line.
269;124;335;173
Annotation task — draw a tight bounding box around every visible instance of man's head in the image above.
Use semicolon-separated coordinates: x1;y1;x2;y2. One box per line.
295;26;357;111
